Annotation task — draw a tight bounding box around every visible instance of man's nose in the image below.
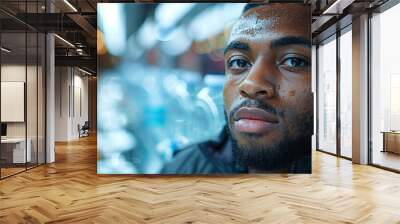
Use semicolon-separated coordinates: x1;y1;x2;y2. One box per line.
238;61;275;100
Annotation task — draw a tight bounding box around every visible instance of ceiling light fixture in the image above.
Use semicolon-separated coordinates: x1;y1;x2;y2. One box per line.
63;0;78;12
54;34;75;48
78;67;93;76
1;47;11;53
323;0;354;15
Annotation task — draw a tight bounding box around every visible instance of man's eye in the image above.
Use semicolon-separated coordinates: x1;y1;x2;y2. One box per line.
228;58;251;69
281;57;309;68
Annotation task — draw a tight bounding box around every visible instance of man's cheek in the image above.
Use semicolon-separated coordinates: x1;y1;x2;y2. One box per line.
285;90;313;133
284;89;310;115
223;81;237;111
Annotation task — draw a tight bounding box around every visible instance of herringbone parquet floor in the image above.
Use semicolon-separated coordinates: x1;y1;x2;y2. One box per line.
1;134;400;224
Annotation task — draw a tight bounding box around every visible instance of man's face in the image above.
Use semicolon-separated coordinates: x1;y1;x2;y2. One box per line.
223;4;313;170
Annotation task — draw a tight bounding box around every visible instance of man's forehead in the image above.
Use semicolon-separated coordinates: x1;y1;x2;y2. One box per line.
230;14;277;38
228;16;287;45
228;7;309;45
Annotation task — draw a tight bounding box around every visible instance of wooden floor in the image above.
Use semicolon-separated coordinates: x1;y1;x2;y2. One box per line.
1;163;44;178
1;135;400;223
373;150;400;171
1;167;26;178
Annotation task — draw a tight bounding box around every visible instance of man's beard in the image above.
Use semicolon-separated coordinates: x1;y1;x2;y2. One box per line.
224;100;312;172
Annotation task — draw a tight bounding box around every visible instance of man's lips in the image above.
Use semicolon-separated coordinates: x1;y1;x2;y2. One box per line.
233;107;279;134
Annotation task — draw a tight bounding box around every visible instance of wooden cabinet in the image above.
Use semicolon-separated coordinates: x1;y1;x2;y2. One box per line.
382;132;400;154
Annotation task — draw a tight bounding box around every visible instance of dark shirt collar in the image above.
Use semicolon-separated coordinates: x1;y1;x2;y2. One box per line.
201;126;310;173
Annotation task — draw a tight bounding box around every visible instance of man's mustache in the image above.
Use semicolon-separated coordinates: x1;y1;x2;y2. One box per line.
229;99;278;119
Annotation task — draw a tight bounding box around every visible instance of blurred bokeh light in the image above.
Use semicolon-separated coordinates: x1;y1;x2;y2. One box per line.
97;3;245;174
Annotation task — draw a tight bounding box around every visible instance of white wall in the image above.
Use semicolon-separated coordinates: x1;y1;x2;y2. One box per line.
1;82;25;122
55;66;69;141
55;67;89;141
72;73;89;138
1;65;39;138
1;65;26;132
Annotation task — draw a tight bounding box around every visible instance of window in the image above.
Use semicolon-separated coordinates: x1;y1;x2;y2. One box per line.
317;36;337;154
339;28;352;158
371;2;400;171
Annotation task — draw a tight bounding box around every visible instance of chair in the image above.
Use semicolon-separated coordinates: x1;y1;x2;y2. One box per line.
79;121;90;138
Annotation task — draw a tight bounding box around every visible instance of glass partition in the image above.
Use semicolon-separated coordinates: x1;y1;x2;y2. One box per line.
1;30;28;178
0;1;46;179
317;35;337;155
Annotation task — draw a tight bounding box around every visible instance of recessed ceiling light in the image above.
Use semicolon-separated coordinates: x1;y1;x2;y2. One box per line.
63;0;78;12
78;67;93;76
1;47;11;53
54;34;75;48
323;0;354;15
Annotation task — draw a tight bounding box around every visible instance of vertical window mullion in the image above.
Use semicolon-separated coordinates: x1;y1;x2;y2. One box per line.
25;0;28;171
337;30;341;157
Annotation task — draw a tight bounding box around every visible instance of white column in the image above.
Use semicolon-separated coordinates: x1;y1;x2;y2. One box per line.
55;67;73;141
45;0;56;163
352;14;369;164
46;32;55;163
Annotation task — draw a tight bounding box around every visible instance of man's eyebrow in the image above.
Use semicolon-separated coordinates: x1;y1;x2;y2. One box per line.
224;41;250;55
271;36;311;49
